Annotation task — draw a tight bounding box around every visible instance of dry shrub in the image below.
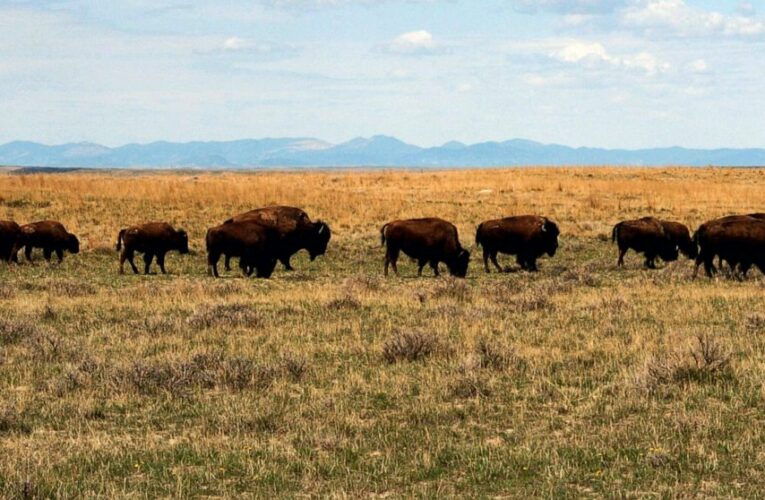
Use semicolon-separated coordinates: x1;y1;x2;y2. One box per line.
47;280;96;297
640;334;733;393
0;405;32;435
747;314;765;334
327;294;362;311
0;284;14;300
561;266;599;287
188;303;260;330
511;289;553;312
127;316;179;336
475;337;526;373
343;274;381;294
0;318;41;345
125;353;280;396
431;277;471;303
450;372;491;399
383;331;438;364
207;281;247;297
282;354;308;382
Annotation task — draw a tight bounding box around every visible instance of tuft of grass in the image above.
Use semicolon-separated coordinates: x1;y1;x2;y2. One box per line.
383;332;438;364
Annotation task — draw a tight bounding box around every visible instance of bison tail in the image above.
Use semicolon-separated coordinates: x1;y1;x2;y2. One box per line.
611;223;620;244
475;223;483;247
116;229;126;251
380;224;389;246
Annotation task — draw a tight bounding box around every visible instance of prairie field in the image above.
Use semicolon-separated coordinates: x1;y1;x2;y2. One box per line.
2;167;765;497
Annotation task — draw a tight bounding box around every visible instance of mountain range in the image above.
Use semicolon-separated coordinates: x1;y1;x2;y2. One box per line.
2;136;765;168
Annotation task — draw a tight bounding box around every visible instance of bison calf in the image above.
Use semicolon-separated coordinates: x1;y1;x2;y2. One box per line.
116;222;189;274
224;206;331;272
0;220;22;265
612;217;679;268
19;220;79;264
475;215;559;272
381;218;470;278
206;220;278;279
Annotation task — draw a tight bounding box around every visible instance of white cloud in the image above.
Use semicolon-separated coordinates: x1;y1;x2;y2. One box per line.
621;0;765;37
384;30;440;55
456;83;473;93
549;39;669;75
551;40;615;64
513;0;629;15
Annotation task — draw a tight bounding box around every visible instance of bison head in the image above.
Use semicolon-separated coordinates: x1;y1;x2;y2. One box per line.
176;230;190;254
659;241;680;263
677;236;698;259
542;219;560;257
308;221;331;261
448;249;470;278
67;234;80;254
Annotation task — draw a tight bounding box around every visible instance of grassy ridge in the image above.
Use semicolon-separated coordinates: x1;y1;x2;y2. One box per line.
1;168;764;496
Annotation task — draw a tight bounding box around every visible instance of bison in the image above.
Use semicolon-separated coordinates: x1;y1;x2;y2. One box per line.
475;215;559;272
116;222;189;274
694;217;765;278
224;206;330;272
380;218;470;278
19;220;79;263
0;220;22;265
206;220;279;279
612;217;679;268
693;214;763;275
658;220;697;260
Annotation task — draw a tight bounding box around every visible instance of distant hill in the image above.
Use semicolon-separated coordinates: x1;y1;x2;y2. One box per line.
2;136;765;168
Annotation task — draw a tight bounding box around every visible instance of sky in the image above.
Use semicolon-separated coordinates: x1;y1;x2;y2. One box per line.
1;0;764;149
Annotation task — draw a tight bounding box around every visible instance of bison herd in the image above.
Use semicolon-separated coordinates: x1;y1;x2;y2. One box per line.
1;208;764;280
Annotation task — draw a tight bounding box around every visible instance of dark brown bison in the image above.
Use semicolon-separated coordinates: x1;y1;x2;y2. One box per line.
206;220;278;278
380;218;470;278
19;220;79;263
116;222;189;274
693;214;763;274
694;218;765;278
224;206;330;272
612;217;679;268
658;220;697;259
0;220;22;265
475;215;559;272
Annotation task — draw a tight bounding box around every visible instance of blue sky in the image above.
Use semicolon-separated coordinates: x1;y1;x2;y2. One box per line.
1;0;764;148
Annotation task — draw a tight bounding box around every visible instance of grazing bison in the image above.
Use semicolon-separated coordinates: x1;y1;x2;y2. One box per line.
475;215;559;272
381;218;470;278
693;214;762;274
658;220;697;259
612;217;679;268
694;218;765;278
19;220;79;263
206;220;278;278
0;220;22;265
224;206;330;272
116;222;189;274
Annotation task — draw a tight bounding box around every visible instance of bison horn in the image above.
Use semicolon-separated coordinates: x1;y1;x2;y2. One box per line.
318;224;325;235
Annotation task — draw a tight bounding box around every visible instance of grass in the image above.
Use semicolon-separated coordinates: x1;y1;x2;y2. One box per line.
0;167;764;496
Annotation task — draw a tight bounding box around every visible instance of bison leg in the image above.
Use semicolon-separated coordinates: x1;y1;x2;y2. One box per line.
25;245;34;263
224;254;232;272
384;247;399;277
55;248;64;263
143;253;154;274
207;251;221;277
525;256;539;272
617;246;627;267
490;252;503;273
482;249;490;273
429;260;440;277
417;259;427;277
43;247;53;263
127;251;139;274
157;252;167;274
279;255;294;271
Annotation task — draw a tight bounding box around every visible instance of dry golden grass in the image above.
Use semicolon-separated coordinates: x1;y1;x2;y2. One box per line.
0;167;764;497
